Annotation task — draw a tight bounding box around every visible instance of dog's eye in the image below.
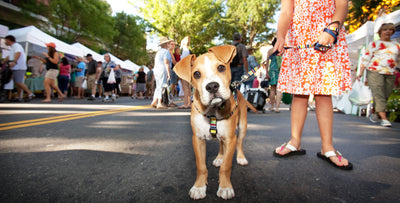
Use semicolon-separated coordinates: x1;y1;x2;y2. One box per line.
217;65;226;72
193;71;201;79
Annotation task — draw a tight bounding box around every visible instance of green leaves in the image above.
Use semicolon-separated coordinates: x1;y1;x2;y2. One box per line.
140;0;279;54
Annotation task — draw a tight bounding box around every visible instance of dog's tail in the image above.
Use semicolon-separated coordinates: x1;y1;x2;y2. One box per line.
246;101;258;113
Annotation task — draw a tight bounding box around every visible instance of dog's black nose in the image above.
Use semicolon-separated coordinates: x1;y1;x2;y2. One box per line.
206;82;219;93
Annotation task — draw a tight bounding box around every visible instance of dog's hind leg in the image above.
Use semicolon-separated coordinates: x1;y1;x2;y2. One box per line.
189;136;208;200
213;141;224;167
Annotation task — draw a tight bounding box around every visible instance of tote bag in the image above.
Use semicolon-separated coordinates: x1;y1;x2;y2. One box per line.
348;80;372;106
107;69;116;84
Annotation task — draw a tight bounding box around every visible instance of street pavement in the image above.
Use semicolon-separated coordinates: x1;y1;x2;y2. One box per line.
0;96;399;202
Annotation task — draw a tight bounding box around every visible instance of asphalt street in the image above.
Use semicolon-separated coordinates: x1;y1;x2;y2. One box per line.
0;97;399;202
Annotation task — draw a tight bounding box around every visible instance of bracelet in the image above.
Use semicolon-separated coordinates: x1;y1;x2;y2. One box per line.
328;20;341;27
323;28;338;44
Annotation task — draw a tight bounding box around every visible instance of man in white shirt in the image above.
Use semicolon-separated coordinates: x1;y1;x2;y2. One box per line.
3;35;35;101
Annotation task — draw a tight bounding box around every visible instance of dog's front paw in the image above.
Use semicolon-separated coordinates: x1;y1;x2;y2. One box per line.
189;185;207;200
237;158;248;165
213;158;223;167
217;187;235;200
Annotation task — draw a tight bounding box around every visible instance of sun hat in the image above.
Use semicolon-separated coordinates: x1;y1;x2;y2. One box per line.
159;37;173;46
45;42;56;48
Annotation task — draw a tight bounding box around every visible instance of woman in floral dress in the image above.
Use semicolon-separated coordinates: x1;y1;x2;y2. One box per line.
272;0;353;170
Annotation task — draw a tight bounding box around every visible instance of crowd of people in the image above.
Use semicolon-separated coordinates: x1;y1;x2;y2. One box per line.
0;37;158;103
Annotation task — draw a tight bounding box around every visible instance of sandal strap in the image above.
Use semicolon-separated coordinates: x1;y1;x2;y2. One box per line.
324;150;341;157
324;150;343;162
280;143;297;152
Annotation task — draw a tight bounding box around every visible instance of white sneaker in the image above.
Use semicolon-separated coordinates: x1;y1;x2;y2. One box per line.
369;114;380;123
111;95;116;101
380;119;392;127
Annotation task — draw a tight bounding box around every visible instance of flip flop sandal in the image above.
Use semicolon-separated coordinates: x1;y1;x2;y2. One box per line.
273;143;306;158
317;151;353;170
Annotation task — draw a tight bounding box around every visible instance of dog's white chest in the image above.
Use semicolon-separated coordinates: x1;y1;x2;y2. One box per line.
192;114;229;140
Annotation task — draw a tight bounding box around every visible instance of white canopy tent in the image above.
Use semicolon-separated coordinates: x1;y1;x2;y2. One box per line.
345;21;375;66
0;24;8;38
124;59;141;72
71;42;103;62
8;26;82;58
105;53;136;72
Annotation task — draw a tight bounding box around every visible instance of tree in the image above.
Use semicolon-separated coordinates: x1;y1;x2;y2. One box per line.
140;0;224;54
111;12;149;64
47;0;116;45
222;0;279;46
346;0;400;33
139;0;279;54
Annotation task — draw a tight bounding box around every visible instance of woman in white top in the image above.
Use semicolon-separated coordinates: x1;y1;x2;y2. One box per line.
151;37;172;109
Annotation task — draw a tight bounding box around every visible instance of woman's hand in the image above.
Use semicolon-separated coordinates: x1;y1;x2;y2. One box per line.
42;52;49;58
273;37;286;56
316;31;335;47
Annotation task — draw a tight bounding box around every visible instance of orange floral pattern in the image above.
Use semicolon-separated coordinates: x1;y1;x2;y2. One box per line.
277;0;352;96
360;40;400;75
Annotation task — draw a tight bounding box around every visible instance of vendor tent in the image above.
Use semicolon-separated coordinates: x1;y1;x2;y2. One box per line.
124;60;141;72
8;26;82;58
0;24;8;38
345;21;375;66
105;53;128;69
71;42;103;62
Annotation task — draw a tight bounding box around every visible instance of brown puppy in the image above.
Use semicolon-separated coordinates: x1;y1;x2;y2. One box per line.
174;45;256;200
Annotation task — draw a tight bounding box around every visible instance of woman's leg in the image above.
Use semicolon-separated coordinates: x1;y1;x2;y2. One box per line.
275;94;308;155
275;90;282;111
269;85;277;110
42;78;52;101
379;75;396;120
49;79;64;98
315;95;349;167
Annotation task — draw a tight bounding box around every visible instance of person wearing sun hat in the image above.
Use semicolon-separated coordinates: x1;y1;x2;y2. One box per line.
151;36;173;109
33;42;65;102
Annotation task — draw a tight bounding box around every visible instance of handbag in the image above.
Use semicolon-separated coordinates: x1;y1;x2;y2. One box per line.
107;68;116;84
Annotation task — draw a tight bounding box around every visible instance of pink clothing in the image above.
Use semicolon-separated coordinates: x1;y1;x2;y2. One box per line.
59;64;71;76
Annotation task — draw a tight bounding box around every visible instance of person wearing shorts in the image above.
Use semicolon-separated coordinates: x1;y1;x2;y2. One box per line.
75;57;86;99
33;42;65;102
3;35;35;101
85;54;97;100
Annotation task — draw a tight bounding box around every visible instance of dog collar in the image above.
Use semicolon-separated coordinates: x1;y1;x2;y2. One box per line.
193;90;239;139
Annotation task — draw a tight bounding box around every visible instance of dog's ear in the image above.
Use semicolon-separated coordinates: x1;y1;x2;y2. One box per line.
208;45;237;64
174;54;196;83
